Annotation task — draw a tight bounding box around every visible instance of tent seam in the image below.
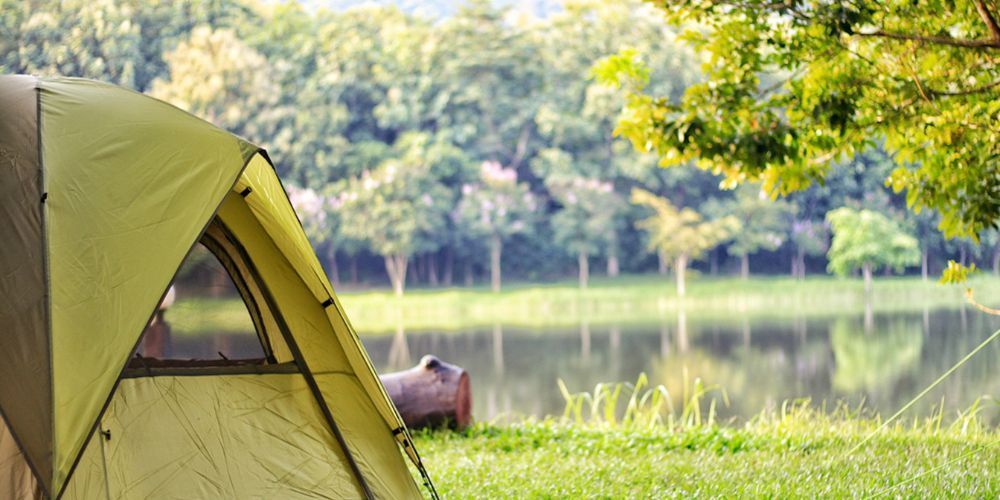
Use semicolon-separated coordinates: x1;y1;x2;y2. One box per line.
38;77;55;500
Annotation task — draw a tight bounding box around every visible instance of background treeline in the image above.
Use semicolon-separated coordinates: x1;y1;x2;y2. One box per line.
4;0;997;293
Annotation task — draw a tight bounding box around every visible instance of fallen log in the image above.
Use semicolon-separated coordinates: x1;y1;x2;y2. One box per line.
379;355;471;430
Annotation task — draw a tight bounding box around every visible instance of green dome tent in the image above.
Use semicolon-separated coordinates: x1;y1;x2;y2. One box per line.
0;75;432;499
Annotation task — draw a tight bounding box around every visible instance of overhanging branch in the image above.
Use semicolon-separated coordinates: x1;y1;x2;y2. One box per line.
855;30;1000;49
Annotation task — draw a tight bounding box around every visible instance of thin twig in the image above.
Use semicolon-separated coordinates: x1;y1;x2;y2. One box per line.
965;287;1000;315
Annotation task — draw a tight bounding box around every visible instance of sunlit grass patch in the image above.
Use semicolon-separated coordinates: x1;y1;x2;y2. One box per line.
413;398;999;498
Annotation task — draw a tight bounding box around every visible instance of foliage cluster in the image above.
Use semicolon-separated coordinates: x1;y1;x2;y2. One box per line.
6;0;1000;293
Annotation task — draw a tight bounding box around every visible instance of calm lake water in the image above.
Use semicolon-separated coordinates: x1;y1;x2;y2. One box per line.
359;307;1000;424
158;306;1000;425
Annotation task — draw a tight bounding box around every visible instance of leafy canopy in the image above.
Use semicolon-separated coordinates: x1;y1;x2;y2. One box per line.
596;0;1000;241
826;207;920;276
631;188;738;261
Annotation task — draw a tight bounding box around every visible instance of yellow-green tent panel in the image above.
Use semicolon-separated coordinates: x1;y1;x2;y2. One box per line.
0;75;428;499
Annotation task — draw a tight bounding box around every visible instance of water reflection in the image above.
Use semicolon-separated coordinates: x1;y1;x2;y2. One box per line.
830;317;922;395
362;308;1000;425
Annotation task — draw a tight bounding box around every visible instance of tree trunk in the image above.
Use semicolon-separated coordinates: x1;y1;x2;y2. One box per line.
797;247;806;279
490;235;502;293
992;245;1000;276
657;251;668;275
415;254;426;284
790;252;798;278
607;253;620;278
710;248;718;276
921;249;928;282
862;261;873;295
326;245;340;288
740;253;749;280
675;254;688;297
384;254;409;297
380;355;471;430
443;246;454;286
350;254;359;285
464;260;474;287
578;251;589;289
427;252;439;287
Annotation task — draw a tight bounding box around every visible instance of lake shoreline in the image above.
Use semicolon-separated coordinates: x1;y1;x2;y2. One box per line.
338;275;999;334
166;275;1000;335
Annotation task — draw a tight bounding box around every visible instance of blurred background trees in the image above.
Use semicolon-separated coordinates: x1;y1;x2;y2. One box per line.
4;0;990;294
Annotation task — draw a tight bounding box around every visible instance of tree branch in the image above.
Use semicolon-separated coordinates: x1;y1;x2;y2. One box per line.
928;78;1000;96
974;0;1000;42
506;124;532;171
854;30;1000;49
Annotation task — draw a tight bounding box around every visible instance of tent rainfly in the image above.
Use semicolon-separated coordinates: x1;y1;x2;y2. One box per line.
0;75;434;499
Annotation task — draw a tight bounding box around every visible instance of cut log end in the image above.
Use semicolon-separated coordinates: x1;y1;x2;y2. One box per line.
380;355;472;430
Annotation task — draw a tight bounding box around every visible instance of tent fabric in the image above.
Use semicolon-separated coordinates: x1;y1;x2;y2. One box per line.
0;75;52;495
0;75;426;499
213;190;420;497
40;79;257;491
232;159;413;449
62;374;363;499
0;418;41;499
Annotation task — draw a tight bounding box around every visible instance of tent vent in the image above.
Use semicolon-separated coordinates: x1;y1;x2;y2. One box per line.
240;187;252;197
321;298;334;308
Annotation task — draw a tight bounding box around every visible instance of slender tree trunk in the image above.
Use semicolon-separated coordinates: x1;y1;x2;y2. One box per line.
921;249;928;282
675;254;688;297
740;253;749;280
862;261;873;295
384;254;409;297
327;246;340;288
490;235;502;293
350;254;359;285
797;248;806;279
443;246;454;286
960;244;967;266
710;248;718;276
464;260;474;287
410;254;424;284
607;252;619;278
992;245;1000;276
790;253;798;278
578;251;589;289
428;252;439;286
657;251;668;275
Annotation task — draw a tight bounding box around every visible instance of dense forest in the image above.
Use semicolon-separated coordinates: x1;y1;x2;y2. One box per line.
3;0;996;293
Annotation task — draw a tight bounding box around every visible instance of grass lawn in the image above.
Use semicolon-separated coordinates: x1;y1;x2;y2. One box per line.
168;275;1000;335
414;415;1000;498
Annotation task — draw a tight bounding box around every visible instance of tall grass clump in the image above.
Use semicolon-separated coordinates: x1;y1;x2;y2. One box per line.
557;371;729;430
